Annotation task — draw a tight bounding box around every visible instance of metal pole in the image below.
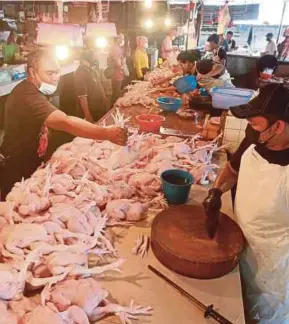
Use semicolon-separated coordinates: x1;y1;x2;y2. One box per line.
277;0;288;44
185;1;191;50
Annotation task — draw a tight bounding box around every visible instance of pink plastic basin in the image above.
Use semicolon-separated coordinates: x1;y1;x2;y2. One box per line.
136;114;165;133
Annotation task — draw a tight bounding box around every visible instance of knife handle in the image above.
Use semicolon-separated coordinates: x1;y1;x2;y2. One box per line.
204;305;233;324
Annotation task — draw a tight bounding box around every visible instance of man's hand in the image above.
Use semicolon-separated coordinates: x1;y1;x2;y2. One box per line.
105;126;128;146
203;188;222;239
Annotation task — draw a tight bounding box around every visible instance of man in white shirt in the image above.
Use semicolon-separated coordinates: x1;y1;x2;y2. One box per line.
264;33;277;56
161;28;177;60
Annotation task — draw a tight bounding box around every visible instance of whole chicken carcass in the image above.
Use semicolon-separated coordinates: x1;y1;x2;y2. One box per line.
21;304;90;324
7;187;50;217
9;296;38;319
0;248;43;300
104;198;160;222
43;278;152;324
98;146;140;170
49;204;93;236
144;160;173;176
107;182;136;200
0;223;51;255
46;251;88;276
0;264;23;300
128;172;162;197
50;174;76;196
42;278;108;314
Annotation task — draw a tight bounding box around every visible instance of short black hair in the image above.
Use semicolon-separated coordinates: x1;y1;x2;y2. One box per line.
266;33;273;38
196;59;213;74
207;33;219;44
256;54;278;74
227;31;233;36
177;50;201;64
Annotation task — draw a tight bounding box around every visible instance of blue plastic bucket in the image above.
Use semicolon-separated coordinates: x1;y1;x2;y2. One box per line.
173;75;197;94
161;169;194;205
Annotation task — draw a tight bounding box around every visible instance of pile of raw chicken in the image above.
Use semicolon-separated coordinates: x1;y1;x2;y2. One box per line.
0;107;223;323
115;56;180;109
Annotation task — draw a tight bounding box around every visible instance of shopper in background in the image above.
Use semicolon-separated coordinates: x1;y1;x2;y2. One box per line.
75;49;108;122
278;27;289;61
107;34;127;106
226;31;236;51
263;33;277;56
2;32;20;64
0;49;127;200
134;36;149;80
161;27;178;60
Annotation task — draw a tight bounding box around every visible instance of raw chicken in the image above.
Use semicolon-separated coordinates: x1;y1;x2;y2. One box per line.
0;300;18;324
0;223;51;255
21;304;90;324
42;278;152;323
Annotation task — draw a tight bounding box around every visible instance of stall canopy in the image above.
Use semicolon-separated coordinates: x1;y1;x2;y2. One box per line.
36;23;83;47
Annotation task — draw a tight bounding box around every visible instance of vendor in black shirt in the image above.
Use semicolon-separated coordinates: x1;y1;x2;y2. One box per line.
74;49;109;122
203;84;289;323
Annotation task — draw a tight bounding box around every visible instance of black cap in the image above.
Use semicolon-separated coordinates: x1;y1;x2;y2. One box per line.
266;33;273;38
230;84;289;123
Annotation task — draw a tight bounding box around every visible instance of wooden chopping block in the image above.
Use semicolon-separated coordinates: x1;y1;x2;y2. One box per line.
151;205;245;279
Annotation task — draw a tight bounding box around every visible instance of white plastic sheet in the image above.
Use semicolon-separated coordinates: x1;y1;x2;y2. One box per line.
36;23;83;47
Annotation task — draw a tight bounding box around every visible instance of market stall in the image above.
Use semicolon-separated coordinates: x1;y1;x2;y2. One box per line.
0;50;246;323
227;53;289;89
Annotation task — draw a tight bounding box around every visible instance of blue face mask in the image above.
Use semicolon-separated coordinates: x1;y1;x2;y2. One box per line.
39;82;58;96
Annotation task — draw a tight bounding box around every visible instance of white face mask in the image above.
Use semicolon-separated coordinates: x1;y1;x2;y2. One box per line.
39;82;58;96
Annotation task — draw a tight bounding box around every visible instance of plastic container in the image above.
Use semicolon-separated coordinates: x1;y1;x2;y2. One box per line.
135;114;165;133
156;97;182;112
161;169;194;205
174;75;197;94
210;87;254;110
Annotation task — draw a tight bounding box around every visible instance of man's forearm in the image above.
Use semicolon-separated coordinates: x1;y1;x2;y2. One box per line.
208;64;225;78
214;162;238;193
58;116;109;140
46;112;108;141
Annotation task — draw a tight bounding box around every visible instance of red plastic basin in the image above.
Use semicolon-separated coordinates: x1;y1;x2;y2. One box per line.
135;114;165;133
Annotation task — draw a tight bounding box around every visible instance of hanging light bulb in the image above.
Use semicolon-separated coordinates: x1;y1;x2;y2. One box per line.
144;0;152;9
96;37;108;49
143;18;154;29
55;45;69;60
164;18;172;27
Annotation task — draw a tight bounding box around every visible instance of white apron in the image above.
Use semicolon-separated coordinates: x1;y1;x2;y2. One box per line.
235;145;289;324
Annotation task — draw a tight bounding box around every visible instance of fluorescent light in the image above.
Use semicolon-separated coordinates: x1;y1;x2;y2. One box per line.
55;45;69;60
144;18;154;29
96;37;108;49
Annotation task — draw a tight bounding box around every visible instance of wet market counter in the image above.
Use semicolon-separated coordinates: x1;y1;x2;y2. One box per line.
92;105;246;324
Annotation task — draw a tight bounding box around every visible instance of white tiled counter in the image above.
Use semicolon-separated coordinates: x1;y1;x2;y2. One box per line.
223;114;248;152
